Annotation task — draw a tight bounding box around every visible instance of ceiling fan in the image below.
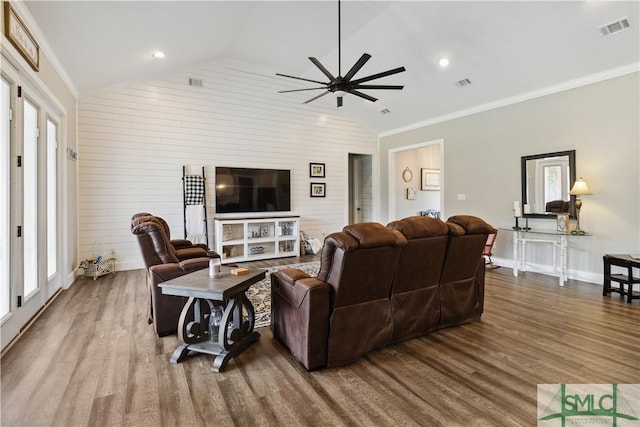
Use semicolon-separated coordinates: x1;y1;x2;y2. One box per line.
276;0;406;108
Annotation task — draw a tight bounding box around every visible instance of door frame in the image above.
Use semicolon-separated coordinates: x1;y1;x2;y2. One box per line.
346;150;378;224
1;50;68;351
388;138;444;221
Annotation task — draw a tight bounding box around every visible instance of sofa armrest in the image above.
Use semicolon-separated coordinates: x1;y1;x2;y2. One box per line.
149;257;210;283
271;268;328;308
271;268;331;370
170;239;195;249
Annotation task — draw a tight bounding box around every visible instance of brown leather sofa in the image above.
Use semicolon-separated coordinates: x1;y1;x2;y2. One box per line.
131;215;219;336
270;215;496;371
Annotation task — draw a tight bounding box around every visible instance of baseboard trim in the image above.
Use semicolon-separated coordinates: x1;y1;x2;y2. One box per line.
491;257;601;285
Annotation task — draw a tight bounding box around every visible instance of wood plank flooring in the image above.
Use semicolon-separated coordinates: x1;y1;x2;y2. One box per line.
1;258;638;426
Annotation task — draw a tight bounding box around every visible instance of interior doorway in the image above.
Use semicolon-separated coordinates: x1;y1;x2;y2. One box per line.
348;153;373;224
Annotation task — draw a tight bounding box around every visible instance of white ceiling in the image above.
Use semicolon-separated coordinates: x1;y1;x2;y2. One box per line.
24;1;640;135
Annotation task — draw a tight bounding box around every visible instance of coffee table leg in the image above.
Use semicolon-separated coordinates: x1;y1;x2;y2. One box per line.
211;291;260;372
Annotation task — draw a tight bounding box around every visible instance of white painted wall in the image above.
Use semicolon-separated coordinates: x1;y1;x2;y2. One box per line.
392;143;441;220
77;58;378;271
379;72;640;284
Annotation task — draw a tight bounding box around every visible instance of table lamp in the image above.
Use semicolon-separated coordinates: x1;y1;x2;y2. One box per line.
569;177;592;235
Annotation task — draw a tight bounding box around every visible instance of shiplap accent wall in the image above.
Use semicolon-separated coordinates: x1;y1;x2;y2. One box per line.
77;59;377;271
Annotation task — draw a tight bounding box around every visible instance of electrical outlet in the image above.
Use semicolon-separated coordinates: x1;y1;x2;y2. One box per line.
457;194;466;201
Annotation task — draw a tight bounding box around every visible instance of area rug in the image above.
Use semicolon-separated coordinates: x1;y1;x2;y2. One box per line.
246;261;321;328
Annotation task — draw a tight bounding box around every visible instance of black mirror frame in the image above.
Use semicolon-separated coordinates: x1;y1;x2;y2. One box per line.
521;150;576;219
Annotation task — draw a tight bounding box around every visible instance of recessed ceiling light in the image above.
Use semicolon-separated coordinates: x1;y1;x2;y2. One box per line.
151;51;165;59
438;58;450;68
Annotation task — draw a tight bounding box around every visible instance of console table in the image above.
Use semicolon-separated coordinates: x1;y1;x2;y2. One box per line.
500;228;590;286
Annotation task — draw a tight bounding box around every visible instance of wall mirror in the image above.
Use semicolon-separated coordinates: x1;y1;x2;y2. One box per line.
521;150;576;219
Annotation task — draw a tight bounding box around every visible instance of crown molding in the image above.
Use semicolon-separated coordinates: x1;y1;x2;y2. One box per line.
380;63;640;139
9;1;78;99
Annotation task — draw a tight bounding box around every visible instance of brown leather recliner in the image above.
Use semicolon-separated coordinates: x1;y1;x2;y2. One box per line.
440;215;497;328
387;215;450;342
270;222;407;370
130;213;220;261
131;218;213;336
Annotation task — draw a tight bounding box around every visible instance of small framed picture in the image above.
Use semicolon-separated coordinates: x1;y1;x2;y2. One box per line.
421;168;441;191
310;182;326;197
406;188;417;200
556;214;570;233
310;163;325;178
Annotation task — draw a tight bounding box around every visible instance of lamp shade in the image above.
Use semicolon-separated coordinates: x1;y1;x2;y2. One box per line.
570;178;592;196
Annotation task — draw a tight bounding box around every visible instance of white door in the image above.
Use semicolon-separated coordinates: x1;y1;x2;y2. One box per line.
1;61;61;350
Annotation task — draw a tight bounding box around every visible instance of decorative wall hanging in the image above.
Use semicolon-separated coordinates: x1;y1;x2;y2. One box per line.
310;182;326;197
421;168;441;191
4;2;39;71
310;162;325;178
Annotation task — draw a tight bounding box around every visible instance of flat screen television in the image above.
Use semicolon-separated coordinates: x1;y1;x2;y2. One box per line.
215;167;291;214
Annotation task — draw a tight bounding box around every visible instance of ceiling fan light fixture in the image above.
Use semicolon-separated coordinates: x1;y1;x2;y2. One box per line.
276;0;405;108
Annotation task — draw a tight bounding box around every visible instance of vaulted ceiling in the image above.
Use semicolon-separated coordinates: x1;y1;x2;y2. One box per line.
24;1;640;135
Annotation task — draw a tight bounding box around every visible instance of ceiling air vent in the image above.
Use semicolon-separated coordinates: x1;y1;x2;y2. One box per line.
598;17;630;36
455;78;472;88
188;78;203;87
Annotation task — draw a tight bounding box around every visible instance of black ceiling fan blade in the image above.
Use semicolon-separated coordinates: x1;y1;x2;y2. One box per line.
278;87;328;93
309;57;337;82
348;89;378;103
276;73;327;85
352;84;404;90
343;53;372;81
303;90;331;104
350;66;406;85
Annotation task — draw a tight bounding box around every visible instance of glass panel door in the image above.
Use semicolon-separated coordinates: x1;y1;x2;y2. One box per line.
22;98;39;298
0;77;10;319
46;119;57;280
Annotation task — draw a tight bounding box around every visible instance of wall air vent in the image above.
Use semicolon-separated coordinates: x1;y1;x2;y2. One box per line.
379;108;391;115
598;17;630;36
455;78;472;88
188;78;203;87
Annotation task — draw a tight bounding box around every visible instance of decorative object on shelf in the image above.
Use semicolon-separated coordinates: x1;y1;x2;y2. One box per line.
421;168;440;191
406;188;417;200
512;201;522;231
260;225;269;237
556;213;570;234
569;177;592;235
4;2;39;71
276;0;405;107
310;182;326;197
223;225;233;241
309;162;325;178
402;167;413;182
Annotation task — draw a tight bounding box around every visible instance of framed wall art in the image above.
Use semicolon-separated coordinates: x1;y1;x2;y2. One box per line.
309;162;325;178
4;2;40;71
421;168;440;191
556;214;570;234
310;182;326;197
406;188;417;200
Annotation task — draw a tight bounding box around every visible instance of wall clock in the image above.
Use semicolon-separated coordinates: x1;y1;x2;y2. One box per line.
402;167;413;182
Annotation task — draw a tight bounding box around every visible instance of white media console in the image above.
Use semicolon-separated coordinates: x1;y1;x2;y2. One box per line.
214;216;300;263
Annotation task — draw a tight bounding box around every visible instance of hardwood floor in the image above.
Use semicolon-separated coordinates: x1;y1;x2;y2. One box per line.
1;258;638;426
